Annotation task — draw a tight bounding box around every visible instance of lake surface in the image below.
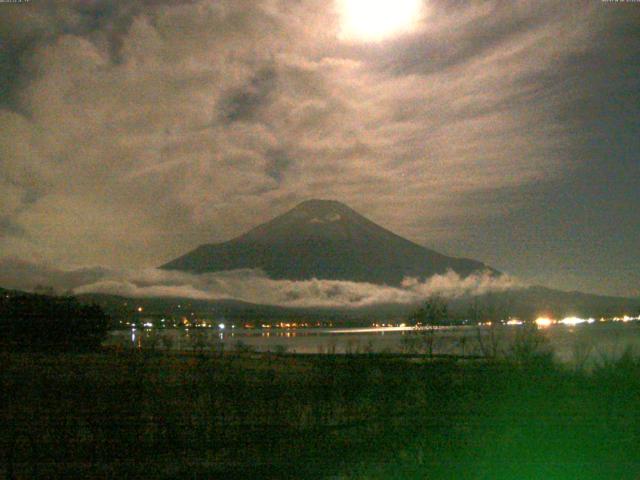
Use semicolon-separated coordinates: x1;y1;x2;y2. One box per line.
108;322;640;366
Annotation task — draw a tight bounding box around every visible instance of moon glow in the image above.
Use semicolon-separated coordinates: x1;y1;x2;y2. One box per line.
338;0;423;42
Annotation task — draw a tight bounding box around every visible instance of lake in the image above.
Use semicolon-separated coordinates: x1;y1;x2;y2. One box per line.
108;322;640;367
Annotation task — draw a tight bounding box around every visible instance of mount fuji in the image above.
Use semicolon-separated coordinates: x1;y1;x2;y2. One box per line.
161;199;496;285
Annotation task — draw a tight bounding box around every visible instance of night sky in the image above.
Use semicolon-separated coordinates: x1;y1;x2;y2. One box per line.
0;0;638;299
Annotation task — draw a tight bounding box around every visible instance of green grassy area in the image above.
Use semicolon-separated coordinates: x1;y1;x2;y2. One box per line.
1;350;639;479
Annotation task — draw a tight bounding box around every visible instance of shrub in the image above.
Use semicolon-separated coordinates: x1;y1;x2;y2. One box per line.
507;323;554;367
400;334;421;354
273;344;289;355
234;339;255;353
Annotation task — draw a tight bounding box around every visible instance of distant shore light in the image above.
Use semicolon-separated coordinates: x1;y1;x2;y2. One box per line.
535;317;554;328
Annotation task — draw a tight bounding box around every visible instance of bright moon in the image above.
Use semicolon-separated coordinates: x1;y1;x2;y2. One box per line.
338;0;423;42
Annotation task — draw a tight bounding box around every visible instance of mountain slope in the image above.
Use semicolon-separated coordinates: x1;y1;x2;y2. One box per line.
161;199;495;285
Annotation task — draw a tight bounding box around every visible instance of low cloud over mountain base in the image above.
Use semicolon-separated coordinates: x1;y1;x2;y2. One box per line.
0;257;520;308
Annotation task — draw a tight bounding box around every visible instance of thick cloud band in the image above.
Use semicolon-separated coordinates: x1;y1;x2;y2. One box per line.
0;257;521;308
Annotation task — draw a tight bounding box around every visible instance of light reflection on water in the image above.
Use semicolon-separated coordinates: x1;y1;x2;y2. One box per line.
111;323;640;366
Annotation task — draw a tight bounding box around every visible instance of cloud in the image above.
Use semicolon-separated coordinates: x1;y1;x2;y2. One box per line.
0;257;109;292
0;0;607;266
0;257;522;308
401;270;520;298
220;67;279;123
0;1;637;296
0;217;27;239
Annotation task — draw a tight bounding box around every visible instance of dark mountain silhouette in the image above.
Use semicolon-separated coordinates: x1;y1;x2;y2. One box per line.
75;288;639;323
2;286;636;324
161;199;496;285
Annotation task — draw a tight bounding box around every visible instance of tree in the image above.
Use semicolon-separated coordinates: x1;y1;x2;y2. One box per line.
410;296;449;357
0;293;110;352
413;295;449;326
469;294;514;359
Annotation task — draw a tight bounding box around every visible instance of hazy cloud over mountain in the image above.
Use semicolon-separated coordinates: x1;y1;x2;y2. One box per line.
1;0;638;296
0;258;520;308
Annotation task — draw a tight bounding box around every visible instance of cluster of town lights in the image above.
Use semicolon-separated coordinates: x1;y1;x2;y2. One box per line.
493;315;640;329
530;315;640;328
123;309;639;330
534;316;595;328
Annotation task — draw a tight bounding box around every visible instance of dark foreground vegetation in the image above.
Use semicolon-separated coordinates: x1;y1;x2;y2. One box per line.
1;293;639;478
1;348;640;480
0;293;109;352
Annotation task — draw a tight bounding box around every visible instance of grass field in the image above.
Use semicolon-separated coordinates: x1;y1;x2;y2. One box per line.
1;349;639;479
